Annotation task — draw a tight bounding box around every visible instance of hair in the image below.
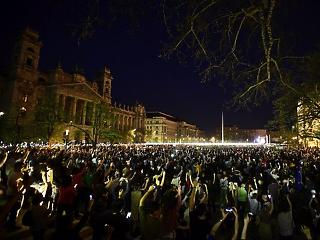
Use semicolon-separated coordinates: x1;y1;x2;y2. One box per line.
195;203;207;216
14;161;23;170
32;192;43;205
278;196;290;213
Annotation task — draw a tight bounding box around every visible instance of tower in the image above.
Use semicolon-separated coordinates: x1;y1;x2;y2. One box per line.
2;28;43;142
97;66;112;104
10;28;42;106
12;27;42;76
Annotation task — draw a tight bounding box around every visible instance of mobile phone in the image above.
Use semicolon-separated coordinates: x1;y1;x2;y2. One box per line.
225;208;233;212
126;212;131;218
89;194;93;200
248;212;254;216
268;194;271;199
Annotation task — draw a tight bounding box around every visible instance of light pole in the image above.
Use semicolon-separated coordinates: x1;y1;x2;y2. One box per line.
64;129;69;149
15;107;27;143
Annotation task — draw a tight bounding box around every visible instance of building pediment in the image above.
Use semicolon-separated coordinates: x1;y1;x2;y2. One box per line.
48;82;104;102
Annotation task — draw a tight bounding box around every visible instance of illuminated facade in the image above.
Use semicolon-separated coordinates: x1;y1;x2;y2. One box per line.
0;28;145;143
297;102;320;147
216;126;267;143
145;112;203;143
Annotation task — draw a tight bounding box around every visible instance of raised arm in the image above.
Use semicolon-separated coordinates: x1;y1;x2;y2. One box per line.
200;184;209;204
189;181;198;211
182;187;193;206
22;149;30;163
231;207;239;240
210;209;229;237
269;197;274;215
160;170;166;187
240;214;250;240
286;194;292;210
0;152;8;168
139;185;155;207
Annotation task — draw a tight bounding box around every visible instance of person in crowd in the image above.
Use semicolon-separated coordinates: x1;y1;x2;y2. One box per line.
0;143;320;240
27;192;50;240
6;160;24;230
277;194;294;239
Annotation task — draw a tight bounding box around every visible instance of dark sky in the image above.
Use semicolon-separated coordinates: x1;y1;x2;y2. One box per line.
0;0;319;135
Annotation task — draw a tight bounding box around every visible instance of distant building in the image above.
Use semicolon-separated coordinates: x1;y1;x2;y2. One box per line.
0;28;145;143
297;101;320;147
216;125;267;143
145;112;204;143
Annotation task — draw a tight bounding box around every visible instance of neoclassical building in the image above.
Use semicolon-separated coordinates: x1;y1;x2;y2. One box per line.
0;28;145;143
145;112;204;143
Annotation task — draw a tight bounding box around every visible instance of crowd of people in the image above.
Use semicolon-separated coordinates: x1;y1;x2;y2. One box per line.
0;143;319;240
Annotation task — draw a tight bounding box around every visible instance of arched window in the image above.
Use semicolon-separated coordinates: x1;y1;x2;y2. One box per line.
38;77;46;84
27;47;35;53
26;56;33;67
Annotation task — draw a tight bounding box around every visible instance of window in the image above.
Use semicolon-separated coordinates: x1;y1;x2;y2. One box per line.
26;57;33;67
27;47;35;53
38;78;46;84
23;95;28;103
37;98;42;105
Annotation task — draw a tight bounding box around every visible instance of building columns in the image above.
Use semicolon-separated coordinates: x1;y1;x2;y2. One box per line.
71;97;77;122
61;95;66;112
92;103;96;125
82;101;87;125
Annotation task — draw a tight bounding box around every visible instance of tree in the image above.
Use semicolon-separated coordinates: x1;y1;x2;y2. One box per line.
161;0;312;104
91;101;119;145
34;87;61;142
48;1;320;132
267;51;320;142
144;129;154;142
69;101;122;145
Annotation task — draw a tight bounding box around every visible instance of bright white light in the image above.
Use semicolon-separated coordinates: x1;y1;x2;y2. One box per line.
255;136;266;144
65;129;69;136
0;112;4;116
142;142;265;146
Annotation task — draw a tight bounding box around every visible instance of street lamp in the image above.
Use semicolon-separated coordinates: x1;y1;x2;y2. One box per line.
15;107;27;143
64;129;69;148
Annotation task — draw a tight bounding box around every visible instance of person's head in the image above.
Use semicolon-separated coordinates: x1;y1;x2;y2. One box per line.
278;196;290;213
62;175;72;187
32;192;43;206
148;200;161;217
162;188;178;211
14;161;23;172
250;191;258;199
195;203;208;217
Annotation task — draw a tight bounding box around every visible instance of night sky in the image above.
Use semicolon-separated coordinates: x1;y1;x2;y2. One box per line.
0;0;319;135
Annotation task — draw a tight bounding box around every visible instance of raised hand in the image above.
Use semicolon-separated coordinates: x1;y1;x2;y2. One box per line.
220;208;229;220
